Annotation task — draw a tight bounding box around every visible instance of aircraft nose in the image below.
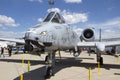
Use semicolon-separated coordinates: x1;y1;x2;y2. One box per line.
24;30;53;44
24;31;47;41
24;31;37;41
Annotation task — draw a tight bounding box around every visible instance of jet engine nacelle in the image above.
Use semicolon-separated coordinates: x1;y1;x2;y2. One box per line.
80;28;95;41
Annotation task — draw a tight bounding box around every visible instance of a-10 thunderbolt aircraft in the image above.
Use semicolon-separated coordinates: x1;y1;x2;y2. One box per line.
0;10;120;79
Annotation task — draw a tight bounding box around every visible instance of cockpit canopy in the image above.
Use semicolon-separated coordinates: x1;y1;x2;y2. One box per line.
43;12;65;24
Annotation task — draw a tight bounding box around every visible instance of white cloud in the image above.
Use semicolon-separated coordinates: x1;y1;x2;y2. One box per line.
87;17;120;29
0;31;25;38
102;18;120;27
0;15;19;27
73;27;83;36
38;18;43;22
62;10;88;24
38;8;88;24
29;0;43;3
101;29;120;39
47;8;61;13
64;0;82;3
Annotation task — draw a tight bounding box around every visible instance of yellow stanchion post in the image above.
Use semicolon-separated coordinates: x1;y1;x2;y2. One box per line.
22;57;24;68
28;60;31;72
20;74;23;80
97;62;101;74
89;67;92;80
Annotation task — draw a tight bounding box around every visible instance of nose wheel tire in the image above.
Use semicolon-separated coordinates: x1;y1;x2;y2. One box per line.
44;66;54;79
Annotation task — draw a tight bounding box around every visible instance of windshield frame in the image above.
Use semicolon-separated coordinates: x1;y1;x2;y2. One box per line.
43;12;65;24
43;12;56;22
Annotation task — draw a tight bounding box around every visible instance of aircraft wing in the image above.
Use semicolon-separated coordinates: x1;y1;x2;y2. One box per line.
77;41;120;51
0;38;25;43
102;41;120;47
0;38;25;45
78;41;120;47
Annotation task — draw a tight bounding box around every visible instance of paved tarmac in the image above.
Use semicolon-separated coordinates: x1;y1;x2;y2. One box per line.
0;51;120;80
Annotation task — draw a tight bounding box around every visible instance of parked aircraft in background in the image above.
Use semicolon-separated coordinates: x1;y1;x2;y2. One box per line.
0;41;17;48
0;10;120;79
0;38;25;54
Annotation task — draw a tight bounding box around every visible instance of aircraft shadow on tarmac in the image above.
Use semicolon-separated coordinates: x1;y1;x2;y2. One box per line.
0;57;120;80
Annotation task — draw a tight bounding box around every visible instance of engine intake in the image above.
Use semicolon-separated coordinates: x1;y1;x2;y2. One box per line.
80;28;95;41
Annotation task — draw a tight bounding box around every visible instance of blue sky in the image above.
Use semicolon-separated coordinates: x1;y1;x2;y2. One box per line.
0;0;120;39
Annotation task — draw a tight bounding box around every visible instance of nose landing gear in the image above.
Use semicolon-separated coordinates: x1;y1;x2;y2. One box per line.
97;52;103;65
44;51;55;79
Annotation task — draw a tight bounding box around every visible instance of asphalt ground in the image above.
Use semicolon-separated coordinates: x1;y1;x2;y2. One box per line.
0;51;120;80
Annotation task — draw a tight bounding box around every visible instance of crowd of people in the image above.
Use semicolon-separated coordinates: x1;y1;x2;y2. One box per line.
0;47;12;58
